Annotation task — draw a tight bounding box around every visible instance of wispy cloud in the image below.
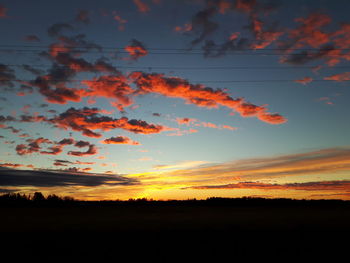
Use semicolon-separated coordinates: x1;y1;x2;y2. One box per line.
162;147;350;182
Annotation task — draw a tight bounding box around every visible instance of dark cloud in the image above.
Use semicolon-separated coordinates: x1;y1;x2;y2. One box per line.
0;168;137;187
74;140;91;148
15;137;53;156
47;23;74;37
189;180;350;192
202;37;250;58
48;107;166;137
190;7;219;47
4;126;21;134
21;64;44;76
0;115;16;122
0;64;16;89
24;35;40;42
30;64;82;104
76;10;90;24
101;136;140;145
68;144;98;157
280;45;338;65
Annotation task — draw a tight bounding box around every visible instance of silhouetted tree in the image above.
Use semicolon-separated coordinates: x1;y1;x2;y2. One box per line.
32;192;45;202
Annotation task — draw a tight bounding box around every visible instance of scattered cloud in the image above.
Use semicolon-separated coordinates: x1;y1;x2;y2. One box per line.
324;72;350;82
124;39;148;61
101;136;140;145
47;23;74;37
48;107;166;137
0;64;16;89
133;0;150;13
113;12;127;31
24;35;41;42
76;10;90;24
295;77;313;85
68;144;98;157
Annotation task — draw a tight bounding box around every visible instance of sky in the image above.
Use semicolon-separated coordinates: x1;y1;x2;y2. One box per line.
0;0;349;200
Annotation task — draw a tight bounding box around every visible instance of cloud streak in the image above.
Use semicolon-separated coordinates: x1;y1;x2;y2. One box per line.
0;168;137;187
164;147;350;181
188;180;350;192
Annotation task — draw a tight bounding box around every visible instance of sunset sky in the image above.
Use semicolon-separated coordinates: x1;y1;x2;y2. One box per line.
0;0;349;200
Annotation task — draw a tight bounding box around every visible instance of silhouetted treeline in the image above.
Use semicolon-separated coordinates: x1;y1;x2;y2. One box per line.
0;192;75;206
0;192;349;207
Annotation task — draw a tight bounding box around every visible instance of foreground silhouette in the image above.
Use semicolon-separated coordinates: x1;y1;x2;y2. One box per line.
1;192;349;261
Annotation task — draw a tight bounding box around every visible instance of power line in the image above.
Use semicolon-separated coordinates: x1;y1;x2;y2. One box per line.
0;49;347;56
0;44;350;52
4;78;349;84
0;46;349;56
5;64;350;70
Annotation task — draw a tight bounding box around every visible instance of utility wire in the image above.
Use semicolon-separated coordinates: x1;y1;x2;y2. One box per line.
4;64;350;70
0;49;347;56
3;78;349;83
0;44;350;52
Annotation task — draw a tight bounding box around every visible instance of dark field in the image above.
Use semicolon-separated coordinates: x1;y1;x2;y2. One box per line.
1;197;349;260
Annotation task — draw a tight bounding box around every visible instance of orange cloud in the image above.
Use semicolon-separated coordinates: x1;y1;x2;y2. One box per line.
16;137;76;156
16;137;53;156
288;13;332;50
101;136;140;145
81;75;134;112
0;163;23;168
49;107;166;137
176;117;197;126
217;0;232;14
174;23;192;33
166;128;198;136
113;13;127;31
124;39;148;61
250;14;283;49
130;72;287;124
295;77;313;85
278;13;350;67
324;72;350;82
176;117;237;131
235;0;256;13
133;0;150;13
